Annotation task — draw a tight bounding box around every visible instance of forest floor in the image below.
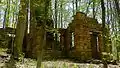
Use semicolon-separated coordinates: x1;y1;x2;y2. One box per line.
0;48;120;68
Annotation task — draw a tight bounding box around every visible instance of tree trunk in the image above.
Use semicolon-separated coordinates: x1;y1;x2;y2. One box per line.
13;0;27;59
3;8;7;28
55;0;58;49
114;0;120;61
23;0;29;54
60;2;63;28
3;0;10;28
72;0;74;15
35;0;50;68
114;0;120;28
101;0;108;67
36;26;46;68
76;0;78;11
93;0;95;18
101;0;106;51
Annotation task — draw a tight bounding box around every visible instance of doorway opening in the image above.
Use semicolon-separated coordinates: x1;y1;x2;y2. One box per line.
90;32;100;59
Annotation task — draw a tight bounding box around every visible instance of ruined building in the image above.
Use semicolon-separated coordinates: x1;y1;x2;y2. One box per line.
59;12;103;60
0;12;106;61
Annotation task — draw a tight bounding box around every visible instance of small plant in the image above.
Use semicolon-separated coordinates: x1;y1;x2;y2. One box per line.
18;53;25;62
63;63;68;68
73;64;78;68
88;64;94;68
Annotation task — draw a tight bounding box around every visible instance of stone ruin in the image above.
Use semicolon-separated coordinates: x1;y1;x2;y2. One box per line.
0;12;106;61
59;12;103;60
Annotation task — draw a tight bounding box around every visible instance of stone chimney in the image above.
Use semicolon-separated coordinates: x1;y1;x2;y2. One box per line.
74;12;86;20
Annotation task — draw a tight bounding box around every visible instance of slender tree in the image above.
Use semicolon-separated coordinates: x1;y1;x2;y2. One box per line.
3;0;10;28
23;0;29;54
93;0;95;18
101;0;108;67
86;0;92;14
35;0;51;67
60;1;63;28
101;0;106;51
55;0;58;49
76;0;78;11
72;0;75;15
3;8;7;28
114;0;120;30
114;0;120;61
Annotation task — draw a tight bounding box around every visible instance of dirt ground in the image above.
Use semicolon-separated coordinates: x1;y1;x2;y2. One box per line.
0;48;120;68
